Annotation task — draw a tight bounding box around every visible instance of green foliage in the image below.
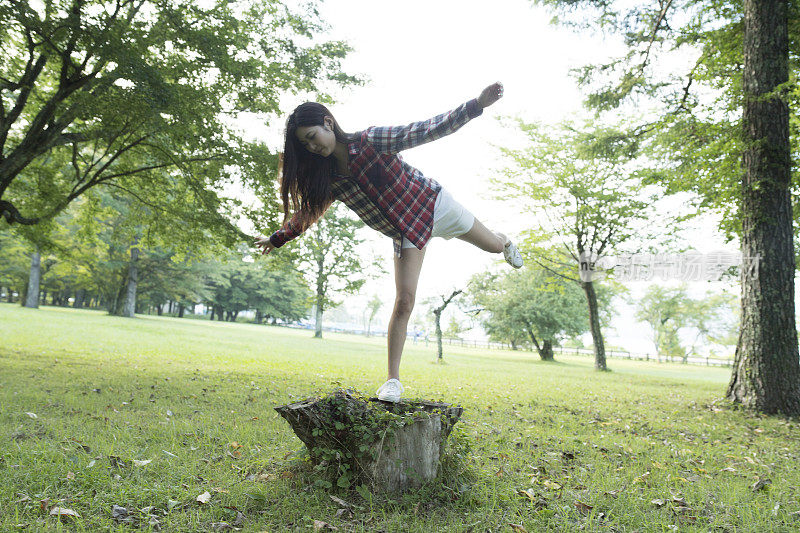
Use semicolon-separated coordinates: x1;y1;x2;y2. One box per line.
534;0;800;248
1;0;358;242
496;119;662;263
469;265;591;354
634;284;739;360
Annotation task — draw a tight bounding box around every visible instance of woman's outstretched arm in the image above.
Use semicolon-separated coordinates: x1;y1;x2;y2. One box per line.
365;82;503;154
254;195;335;255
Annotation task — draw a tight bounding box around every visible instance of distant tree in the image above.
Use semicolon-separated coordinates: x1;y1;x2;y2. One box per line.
497;120;657;370
634;285;693;361
634;285;740;362
295;204;382;339
443;316;463;339
428;289;463;362
469;265;593;361
0;230;33;302
365;294;382;337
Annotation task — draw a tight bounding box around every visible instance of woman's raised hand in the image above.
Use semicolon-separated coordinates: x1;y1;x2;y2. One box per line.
253;236;275;256
477;82;504;109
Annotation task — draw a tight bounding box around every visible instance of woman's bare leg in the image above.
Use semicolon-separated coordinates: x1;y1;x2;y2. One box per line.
387;246;426;380
456;218;507;253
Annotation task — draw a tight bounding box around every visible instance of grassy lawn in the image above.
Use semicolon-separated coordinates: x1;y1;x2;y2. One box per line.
1;303;799;532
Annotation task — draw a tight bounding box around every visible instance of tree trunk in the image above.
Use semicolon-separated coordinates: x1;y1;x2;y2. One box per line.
178;304;185;318
157;304;163;316
73;288;85;309
540;340;554;361
23;250;41;309
314;257;325;338
433;310;443;361
122;240;139;318
727;0;800;414
582;280;607;371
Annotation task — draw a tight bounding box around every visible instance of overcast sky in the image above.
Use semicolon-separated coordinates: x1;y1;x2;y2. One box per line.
247;0;742;355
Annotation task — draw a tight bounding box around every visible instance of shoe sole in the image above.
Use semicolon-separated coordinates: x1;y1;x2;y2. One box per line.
377;394;401;402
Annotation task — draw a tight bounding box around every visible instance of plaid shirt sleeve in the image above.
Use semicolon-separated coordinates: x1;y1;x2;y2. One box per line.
269;195;335;248
365;98;483;154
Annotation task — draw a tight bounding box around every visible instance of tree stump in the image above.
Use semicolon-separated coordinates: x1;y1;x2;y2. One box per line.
275;389;463;493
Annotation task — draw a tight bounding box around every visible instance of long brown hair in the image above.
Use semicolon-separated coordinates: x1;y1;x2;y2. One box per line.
280;102;352;228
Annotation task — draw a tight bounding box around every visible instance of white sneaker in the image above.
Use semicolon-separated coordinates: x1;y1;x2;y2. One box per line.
503;241;523;269
376;378;404;402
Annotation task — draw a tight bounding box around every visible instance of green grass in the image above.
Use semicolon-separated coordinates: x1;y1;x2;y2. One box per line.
1;303;799;532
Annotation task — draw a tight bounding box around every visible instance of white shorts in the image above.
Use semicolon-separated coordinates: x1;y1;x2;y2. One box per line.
401;188;475;249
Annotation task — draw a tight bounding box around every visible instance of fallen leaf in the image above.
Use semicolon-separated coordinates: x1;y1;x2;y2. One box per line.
162;450;178;458
25;412;37;419
14;493;31;504
196;491;212;504
517;488;537;501
212;487;229;493
335;508;353;519
634;471;651;484
672;496;688;506
509;524;529;533
542;480;562;490
651;499;666;507
329;495;351;508
133;459;152;467
313;520;338;531
167;499;181;510
112;505;133;523
751;478;772;492
49;507;80;519
211;522;232;531
574;500;593;515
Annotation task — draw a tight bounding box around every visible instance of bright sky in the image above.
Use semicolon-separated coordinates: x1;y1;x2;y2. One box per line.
249;0;743;355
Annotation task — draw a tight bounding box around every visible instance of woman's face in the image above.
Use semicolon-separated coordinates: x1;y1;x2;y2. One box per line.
295;117;336;157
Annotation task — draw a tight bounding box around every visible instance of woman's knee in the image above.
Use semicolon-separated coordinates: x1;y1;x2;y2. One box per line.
393;291;416;317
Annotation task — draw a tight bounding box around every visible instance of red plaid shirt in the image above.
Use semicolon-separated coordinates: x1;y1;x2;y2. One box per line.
269;98;484;256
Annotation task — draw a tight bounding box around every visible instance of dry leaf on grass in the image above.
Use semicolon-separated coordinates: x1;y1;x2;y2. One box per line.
196;491;212;504
751;477;772;492
313;520;338;531
509;523;529;533
49;507;80;519
329;495;351;508
133;459;152;467
574;500;593;515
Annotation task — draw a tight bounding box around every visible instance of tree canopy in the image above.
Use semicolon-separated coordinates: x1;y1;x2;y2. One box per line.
0;0;356;246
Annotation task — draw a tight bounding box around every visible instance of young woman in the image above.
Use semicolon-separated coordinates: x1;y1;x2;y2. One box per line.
254;82;523;402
